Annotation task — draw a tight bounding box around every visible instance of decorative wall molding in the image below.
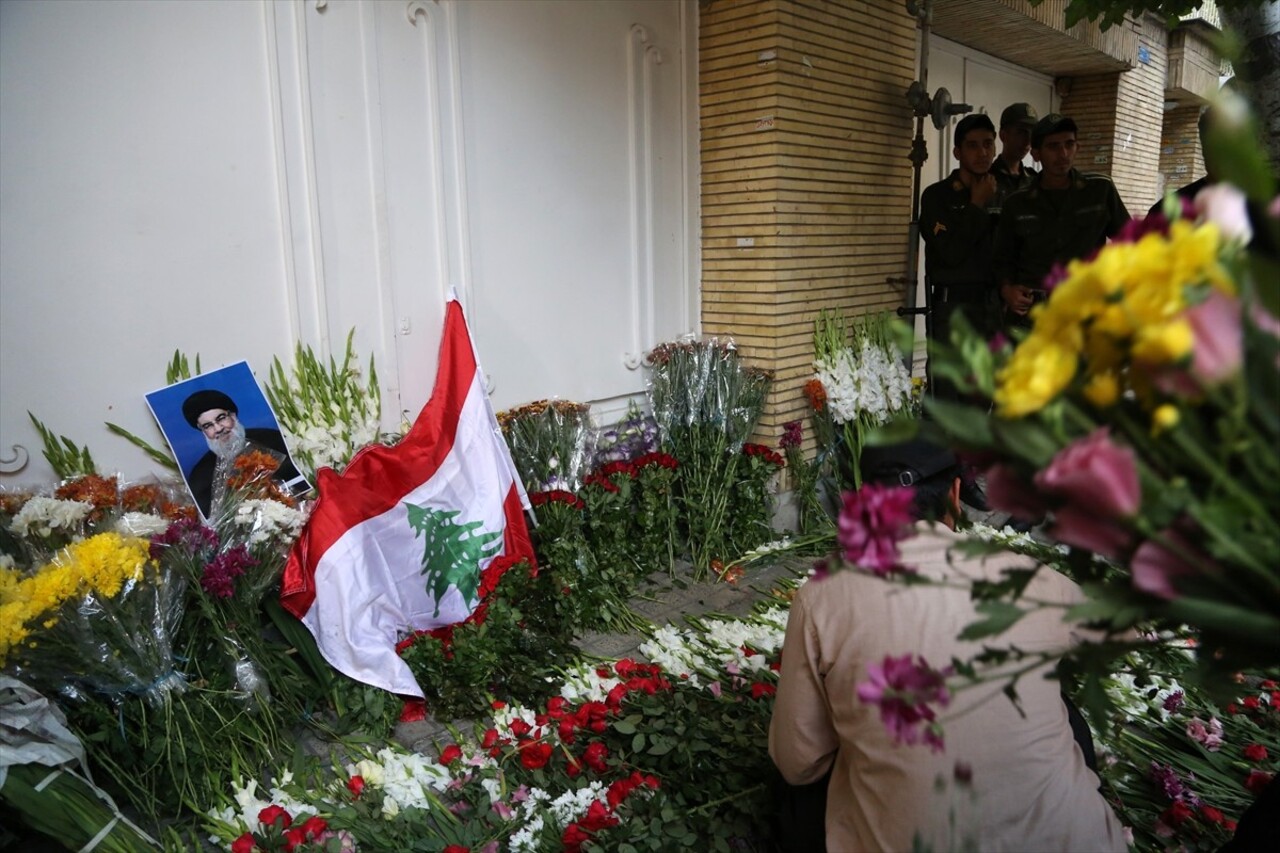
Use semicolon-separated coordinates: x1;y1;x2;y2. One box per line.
0;445;29;475
266;0;329;350
623;22;663;370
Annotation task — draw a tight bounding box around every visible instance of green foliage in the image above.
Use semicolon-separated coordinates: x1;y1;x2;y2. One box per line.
103;421;179;472
166;350;201;384
1044;0;1267;30
27;413;96;479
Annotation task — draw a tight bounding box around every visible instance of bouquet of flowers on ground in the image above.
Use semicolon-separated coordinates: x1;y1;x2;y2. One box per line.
729;442;785;555
265;329;384;478
580;460;641;579
498;399;596;494
592;405;659;466
811;309;914;491
632;451;679;573
1096;644;1279;852
646;336;771;576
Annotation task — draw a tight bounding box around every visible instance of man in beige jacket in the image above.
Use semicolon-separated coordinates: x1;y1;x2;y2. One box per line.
769;439;1126;852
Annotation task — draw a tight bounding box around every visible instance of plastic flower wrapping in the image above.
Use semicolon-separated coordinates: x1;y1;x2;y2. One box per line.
0;531;187;705
644;335;774;575
497;398;596;494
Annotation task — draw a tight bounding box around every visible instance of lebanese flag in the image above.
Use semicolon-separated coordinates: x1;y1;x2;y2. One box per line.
280;294;534;698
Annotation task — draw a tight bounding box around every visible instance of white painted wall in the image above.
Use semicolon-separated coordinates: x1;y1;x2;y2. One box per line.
0;0;698;487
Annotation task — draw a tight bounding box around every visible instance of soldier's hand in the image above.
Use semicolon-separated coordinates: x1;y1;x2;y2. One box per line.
970;174;997;208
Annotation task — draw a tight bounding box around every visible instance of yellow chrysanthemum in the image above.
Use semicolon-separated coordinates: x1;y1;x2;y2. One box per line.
995;336;1079;418
1132;318;1194;366
1082;371;1121;408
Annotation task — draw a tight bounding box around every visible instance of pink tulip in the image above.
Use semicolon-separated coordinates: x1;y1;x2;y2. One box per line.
1035;429;1141;519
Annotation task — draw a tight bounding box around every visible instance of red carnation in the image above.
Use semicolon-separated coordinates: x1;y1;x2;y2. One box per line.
1244;743;1269;763
231;834;257;853
1199;805;1225;825
751;682;777;699
1160;800;1194;827
583;741;610;773
438;744;463;765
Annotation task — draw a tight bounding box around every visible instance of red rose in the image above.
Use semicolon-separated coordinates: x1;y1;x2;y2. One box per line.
508;719;532;737
1245;770;1274;795
1224;820;1238;832
1199;805;1225;825
299;816;327;839
231;833;257;853
442;846;471;853
562;822;591;853
481;728;500;749
283;827;307;851
519;740;553;770
1244;743;1269;762
438;744;463;765
1160;800;1193;827
583;741;610;773
1243;696;1261;710
346;775;365;798
491;700;506;710
257;805;292;830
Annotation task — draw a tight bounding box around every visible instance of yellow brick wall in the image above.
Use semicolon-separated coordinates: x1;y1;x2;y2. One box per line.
1157;105;1206;203
1060;14;1165;214
699;0;917;458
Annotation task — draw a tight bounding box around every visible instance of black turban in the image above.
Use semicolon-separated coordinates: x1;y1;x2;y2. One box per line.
182;389;238;429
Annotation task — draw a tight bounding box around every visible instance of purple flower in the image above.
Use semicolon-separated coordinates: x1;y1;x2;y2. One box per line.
1162;690;1185;714
200;544;257;599
856;654;952;752
150;517;219;560
780;420;803;450
1150;762;1186;800
837;484;917;576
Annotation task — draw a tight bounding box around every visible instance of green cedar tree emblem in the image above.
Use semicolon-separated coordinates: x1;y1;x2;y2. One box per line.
405;503;503;616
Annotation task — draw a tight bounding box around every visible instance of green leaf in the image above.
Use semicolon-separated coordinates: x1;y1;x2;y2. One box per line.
105;422;179;472
957;601;1026;640
920;398;994;446
631;732;646;752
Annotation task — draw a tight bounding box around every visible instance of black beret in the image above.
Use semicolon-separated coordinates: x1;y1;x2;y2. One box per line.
860;437;958;488
182;389;237;428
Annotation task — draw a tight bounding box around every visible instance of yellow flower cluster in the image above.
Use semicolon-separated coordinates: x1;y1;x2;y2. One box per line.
995;221;1235;418
0;532;153;665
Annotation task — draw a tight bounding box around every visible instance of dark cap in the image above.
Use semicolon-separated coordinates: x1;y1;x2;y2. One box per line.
1032;113;1078;148
1000;102;1039;129
954;113;996;146
860;437;958;488
182;389;237;428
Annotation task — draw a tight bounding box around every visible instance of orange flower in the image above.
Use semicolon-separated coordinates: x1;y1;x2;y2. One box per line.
55;474;119;509
803;379;827;413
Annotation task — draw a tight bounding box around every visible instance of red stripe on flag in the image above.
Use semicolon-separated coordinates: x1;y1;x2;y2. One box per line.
279;300;479;618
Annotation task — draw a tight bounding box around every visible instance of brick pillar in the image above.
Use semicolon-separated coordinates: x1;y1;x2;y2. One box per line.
1157;105;1205;203
1061;13;1167;213
699;0;917;455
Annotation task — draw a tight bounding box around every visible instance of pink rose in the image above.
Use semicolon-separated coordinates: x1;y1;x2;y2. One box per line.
1035;429;1141;519
984;463;1049;521
1194;183;1253;243
1131;522;1211;600
1048;505;1134;560
1188;291;1242;385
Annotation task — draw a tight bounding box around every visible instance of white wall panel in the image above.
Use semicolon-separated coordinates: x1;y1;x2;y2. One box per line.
0;0;697;487
0;0;293;484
